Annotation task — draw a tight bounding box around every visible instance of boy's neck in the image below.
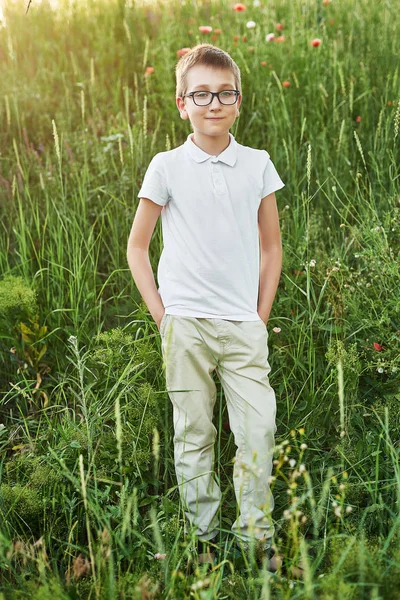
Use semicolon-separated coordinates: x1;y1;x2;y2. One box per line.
190;131;231;157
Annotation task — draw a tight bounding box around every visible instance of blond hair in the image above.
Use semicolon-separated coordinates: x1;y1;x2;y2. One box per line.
175;43;241;99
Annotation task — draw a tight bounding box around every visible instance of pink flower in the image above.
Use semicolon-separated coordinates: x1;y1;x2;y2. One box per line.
214;28;222;34
311;38;322;47
144;66;154;76
177;47;191;57
233;3;247;11
154;553;167;560
273;327;281;333
282;81;290;87
266;33;275;41
355;115;361;122
276;23;284;30
276;35;286;43
199;25;212;33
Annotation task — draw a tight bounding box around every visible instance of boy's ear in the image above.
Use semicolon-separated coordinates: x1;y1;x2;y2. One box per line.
176;96;188;119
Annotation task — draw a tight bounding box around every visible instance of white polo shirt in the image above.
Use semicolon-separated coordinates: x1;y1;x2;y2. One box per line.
137;132;285;321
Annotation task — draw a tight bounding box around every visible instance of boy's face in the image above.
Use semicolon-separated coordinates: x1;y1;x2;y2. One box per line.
176;65;242;141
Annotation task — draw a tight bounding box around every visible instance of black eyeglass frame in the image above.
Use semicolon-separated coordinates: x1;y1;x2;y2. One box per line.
182;90;240;106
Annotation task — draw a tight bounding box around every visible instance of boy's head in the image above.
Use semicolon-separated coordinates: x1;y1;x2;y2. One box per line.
175;44;242;138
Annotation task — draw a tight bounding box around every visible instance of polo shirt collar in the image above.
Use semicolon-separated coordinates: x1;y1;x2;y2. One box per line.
185;132;237;166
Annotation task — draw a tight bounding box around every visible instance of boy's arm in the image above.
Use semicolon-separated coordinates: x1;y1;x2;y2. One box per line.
257;192;283;325
127;198;165;329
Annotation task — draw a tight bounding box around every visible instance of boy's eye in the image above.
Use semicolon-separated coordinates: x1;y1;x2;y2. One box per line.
194;92;209;98
220;91;234;97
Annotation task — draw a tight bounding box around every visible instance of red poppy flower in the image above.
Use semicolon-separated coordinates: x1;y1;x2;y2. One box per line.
176;48;191;57
311;38;322;47
282;81;290;88
233;3;246;11
199;25;212;34
144;67;154;76
373;342;383;351
356;115;361;122
276;35;286;43
260;61;267;66
214;28;222;34
276;23;284;30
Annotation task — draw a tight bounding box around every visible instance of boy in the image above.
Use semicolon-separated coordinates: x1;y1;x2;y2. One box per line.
127;44;304;577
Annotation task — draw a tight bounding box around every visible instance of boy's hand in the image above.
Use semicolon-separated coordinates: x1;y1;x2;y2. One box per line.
156;311;166;331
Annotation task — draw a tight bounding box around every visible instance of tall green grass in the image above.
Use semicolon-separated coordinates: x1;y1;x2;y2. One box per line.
0;0;399;597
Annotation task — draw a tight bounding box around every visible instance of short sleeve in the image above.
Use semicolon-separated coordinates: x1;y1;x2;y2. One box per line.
260;150;285;198
137;154;170;206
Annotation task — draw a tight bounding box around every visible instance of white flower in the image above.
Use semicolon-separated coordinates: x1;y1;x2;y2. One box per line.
289;459;296;467
266;33;275;41
309;259;316;267
68;335;77;345
377;367;384;374
154;553;166;560
246;20;256;28
334;506;342;517
272;327;281;333
299;464;306;473
300;443;307;450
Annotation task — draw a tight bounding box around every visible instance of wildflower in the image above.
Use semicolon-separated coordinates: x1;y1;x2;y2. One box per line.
233;3;247;11
300;443;307;450
276;35;286;42
276;23;284;30
154;553;167;560
282;81;290;87
176;47;191;57
233;34;240;41
346;506;353;513
356;115;361;122
299;428;305;435
272;327;281;333
299;464;306;473
289;459;296;468
246;20;256;28
223;420;231;432
334;506;342;517
242;35;247;41
144;66;154;76
214;28;222;34
373;342;383;351
323;0;330;5
265;33;275;41
253;0;261;6
199;25;212;33
311;38;322;47
377;367;384;374
260;61;267;66
309;259;316;267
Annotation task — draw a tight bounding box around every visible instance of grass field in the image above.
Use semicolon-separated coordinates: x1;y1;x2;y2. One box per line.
0;0;400;597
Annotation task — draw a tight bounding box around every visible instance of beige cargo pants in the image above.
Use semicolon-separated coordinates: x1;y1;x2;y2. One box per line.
159;314;277;549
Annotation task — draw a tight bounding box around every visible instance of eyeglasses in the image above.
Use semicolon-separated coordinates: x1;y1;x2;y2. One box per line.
182;90;240;106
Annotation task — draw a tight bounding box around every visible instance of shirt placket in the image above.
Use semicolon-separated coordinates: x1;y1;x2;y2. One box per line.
210;157;228;196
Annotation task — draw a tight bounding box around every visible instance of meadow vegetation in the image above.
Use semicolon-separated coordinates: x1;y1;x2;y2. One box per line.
0;0;399;597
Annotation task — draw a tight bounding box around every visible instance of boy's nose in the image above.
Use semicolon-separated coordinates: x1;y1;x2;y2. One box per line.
209;95;222;109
